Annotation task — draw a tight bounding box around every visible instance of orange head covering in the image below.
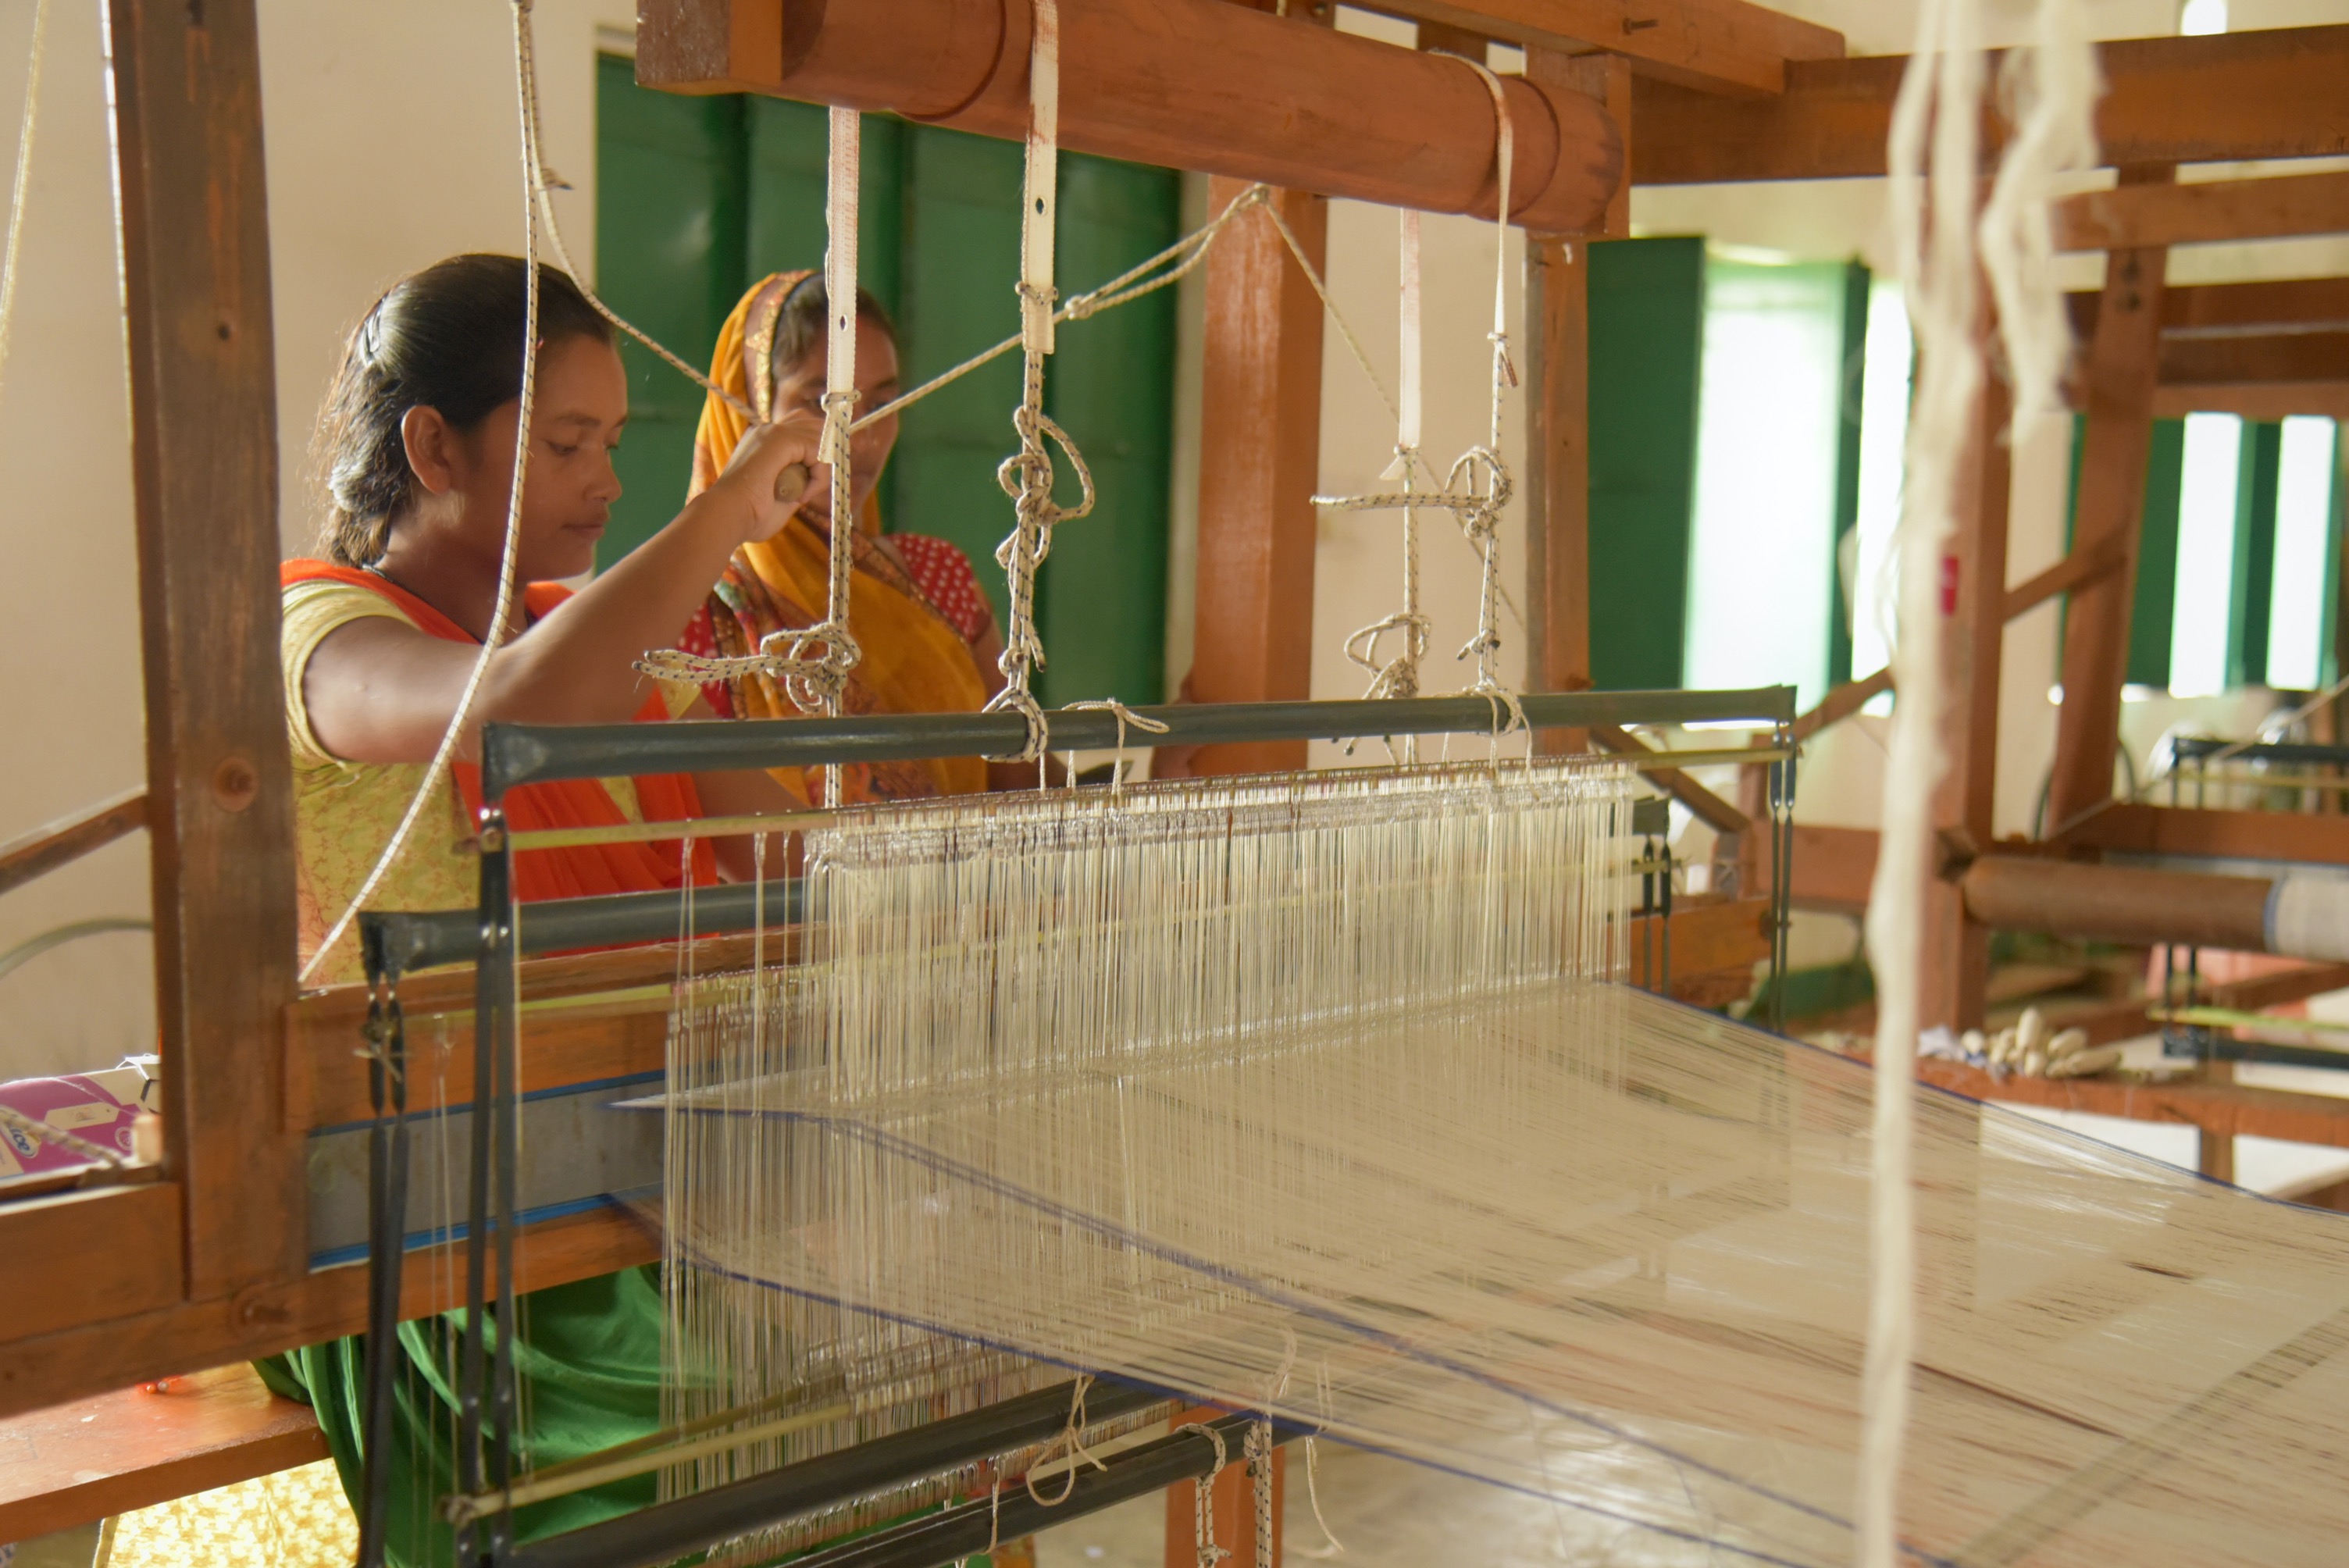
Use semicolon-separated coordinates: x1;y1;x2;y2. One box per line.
693;271;991;803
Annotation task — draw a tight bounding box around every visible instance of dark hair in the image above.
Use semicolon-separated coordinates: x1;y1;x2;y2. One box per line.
772;274;896;390
314;255;615;566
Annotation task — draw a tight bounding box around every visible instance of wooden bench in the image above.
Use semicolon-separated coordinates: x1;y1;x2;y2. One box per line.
0;1365;329;1541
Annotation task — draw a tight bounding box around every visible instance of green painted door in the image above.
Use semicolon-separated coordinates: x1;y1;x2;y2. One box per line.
593;53;743;562
2062;415;2184;689
1587;237;1706;691
595;63;1178;704
1034;152;1181;706
889;127;1027;627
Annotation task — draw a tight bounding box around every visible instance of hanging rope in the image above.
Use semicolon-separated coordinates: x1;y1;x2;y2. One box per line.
1316;52;1524;737
1178;1424;1232;1568
1342;210;1431;720
1861;0;1991;1560
0;0;51;408
982;0;1091;764
301;0;546;983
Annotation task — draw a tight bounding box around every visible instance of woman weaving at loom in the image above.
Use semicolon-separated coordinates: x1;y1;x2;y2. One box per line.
260;255;1029;1568
280;253;814;987
672;267;1035;801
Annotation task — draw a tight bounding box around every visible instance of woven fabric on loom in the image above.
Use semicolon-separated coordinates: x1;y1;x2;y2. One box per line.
658;759;2349;1567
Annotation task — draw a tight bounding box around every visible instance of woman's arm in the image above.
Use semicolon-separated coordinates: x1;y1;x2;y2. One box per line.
305;417;818;766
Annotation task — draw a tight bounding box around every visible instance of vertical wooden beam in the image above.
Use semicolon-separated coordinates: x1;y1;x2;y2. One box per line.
1521;49;1627;755
1921;365;2012;1030
2046;166;2174;837
108;0;301;1295
1187;178;1329;775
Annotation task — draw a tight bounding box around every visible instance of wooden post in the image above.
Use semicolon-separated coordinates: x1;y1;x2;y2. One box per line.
108;0;301;1293
1186;177;1328;775
1921;365;2012;1030
2046;166;2174;837
1522;49;1627;755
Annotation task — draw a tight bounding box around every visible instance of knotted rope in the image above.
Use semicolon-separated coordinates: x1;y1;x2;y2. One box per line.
1064;697;1169;793
634;110;867;796
983;0;1093;764
1316;52;1524;739
1021;1371;1109;1506
1178;1422;1232;1568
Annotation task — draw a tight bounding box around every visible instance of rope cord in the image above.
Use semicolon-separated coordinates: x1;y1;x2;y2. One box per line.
1246;1419;1275;1568
0;0;50;406
982;0;1085;765
1063;697;1170;793
1320;52;1524;737
1862;0;1988;1560
1021;1371;1108;1506
1178;1423;1232;1568
299;0;544;983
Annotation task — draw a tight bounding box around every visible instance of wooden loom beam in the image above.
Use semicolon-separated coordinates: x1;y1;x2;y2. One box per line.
2068;276;2349;337
1631;23;2349;185
0;788;148;900
2053;168;2349;253
0;0;300;1416
636;0;1623;234
2046;167;2174;839
1360;0;1845;97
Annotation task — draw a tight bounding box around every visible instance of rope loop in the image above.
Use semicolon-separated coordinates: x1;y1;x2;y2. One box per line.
1064;698;1171;793
1176;1424;1232;1568
985;684;1052;766
1022;1373;1108;1508
1343;611;1431;702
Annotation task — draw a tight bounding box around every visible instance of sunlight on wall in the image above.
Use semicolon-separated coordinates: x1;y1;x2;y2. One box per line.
2169;412;2244;697
1684;259;1848;708
2265;416;2340;691
1849;276;1912;686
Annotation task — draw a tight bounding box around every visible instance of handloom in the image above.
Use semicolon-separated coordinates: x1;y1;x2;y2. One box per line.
406;683;2349;1568
348;685;1794;1567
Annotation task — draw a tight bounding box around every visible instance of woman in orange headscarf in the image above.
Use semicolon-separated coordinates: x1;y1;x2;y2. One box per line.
674;269;1026;801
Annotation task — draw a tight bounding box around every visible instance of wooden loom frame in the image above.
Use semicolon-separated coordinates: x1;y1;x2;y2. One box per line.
2;0;2344;1553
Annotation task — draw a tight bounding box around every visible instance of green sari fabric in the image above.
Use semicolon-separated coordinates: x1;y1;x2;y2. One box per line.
261;1267;672;1568
259;1267;1001;1568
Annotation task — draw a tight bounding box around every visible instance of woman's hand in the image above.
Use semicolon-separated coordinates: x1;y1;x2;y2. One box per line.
705;411;825;545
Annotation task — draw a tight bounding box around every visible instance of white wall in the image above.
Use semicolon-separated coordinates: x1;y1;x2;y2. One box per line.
0;0;626;1081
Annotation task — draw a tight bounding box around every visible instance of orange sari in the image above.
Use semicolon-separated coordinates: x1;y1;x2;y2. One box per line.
281;560;717;900
691;270;992;804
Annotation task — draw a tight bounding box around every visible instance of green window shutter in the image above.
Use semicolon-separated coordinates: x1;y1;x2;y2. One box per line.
2232;419;2282;689
2058;415;2184;690
1035;152;1180;705
593;54;744;565
1825;262;1870;691
2077;416;2189;690
1587;237;1705;691
743;101;906;318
